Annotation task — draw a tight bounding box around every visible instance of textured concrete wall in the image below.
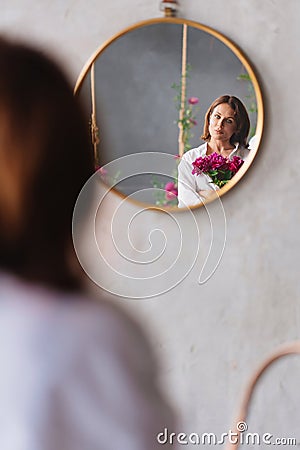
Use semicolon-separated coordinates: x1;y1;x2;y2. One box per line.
2;0;300;446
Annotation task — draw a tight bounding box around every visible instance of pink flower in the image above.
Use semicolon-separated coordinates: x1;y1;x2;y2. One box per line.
189;119;198;126
191;152;244;188
96;166;108;175
164;181;178;200
228;156;244;174
188;97;199;105
165;190;177;200
165;181;176;192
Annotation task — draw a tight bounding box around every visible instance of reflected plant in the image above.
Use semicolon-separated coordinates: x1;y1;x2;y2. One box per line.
95;165;121;186
237;72;257;138
171;64;200;153
152;175;178;207
152;66;200;207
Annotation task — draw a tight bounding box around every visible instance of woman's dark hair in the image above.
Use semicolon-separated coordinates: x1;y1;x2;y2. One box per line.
0;37;94;291
201;95;250;147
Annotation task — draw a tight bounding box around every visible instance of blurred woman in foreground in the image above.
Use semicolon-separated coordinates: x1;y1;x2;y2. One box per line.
0;37;175;450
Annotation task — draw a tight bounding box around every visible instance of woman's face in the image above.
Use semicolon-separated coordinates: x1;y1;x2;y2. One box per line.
208;103;237;143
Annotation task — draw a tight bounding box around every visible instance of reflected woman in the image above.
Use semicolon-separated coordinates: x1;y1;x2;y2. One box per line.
177;95;250;208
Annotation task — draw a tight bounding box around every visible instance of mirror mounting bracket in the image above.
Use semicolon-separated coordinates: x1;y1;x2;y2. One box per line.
159;0;179;17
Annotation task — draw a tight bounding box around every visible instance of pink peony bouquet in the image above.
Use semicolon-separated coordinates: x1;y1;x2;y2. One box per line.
192;152;244;188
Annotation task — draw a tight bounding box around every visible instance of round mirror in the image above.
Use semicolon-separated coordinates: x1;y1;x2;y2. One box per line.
75;18;263;210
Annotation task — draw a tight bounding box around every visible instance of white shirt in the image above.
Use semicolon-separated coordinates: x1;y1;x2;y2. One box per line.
177;142;250;208
0;272;175;450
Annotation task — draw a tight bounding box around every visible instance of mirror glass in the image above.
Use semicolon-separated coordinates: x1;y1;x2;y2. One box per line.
75;18;263;210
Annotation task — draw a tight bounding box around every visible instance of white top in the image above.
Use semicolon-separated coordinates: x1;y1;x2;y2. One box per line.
0;272;175;450
177;142;250;208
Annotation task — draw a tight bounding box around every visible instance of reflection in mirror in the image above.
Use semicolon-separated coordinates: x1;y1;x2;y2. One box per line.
177;94;251;208
75;18;263;210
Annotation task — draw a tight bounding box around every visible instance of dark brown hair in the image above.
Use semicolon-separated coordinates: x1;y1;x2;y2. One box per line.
0;37;94;291
201;95;250;147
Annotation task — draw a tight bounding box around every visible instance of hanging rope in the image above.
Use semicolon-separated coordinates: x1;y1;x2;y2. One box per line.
178;23;187;157
90;63;100;166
